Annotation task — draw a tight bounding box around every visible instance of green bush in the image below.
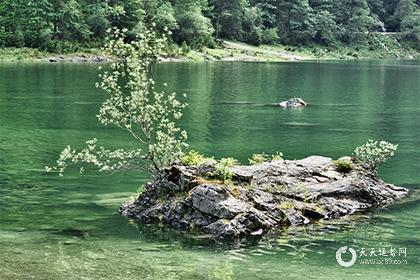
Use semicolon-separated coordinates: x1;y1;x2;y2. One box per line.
180;150;215;166
210;157;238;182
262;28;279;45
180;41;191;54
249;153;269;164
354;140;398;170
333;159;353;173
44;40;81;53
271;152;283;161
244;26;263;46
248;152;283;165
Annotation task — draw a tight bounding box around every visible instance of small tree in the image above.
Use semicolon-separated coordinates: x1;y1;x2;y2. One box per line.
47;25;188;175
354;140;398;170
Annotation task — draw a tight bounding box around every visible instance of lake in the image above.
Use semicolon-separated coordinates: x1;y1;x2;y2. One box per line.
0;60;419;279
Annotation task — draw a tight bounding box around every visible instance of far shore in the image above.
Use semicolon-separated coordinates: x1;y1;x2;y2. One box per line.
1;40;419;64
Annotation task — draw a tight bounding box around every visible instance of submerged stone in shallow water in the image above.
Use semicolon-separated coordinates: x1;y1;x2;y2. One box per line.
120;156;408;239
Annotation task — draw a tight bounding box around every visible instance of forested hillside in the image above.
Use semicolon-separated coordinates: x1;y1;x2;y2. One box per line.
0;0;419;52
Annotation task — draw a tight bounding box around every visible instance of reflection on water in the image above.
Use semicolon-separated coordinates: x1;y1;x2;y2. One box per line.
0;61;419;279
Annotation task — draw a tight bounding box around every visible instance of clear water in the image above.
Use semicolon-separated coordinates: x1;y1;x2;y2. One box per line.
0;61;419;279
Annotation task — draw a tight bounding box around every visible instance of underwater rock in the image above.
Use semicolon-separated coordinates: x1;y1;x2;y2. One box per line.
120;156;408;239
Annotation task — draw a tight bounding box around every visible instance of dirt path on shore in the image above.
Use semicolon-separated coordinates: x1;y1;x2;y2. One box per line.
222;41;314;61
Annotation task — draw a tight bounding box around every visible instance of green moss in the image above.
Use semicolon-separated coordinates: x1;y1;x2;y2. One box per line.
314;205;325;213
265;184;286;193
229;186;242;199
222;219;231;225
279;201;294;210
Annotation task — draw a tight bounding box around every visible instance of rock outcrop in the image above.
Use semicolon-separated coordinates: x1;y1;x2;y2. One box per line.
120;156;408;239
278;97;307;108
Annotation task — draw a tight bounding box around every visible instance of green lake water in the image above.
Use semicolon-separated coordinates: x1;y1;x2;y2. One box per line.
0;61;419;279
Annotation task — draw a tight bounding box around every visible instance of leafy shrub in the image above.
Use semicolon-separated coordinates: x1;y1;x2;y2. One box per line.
180;150;215;166
248;152;283;164
44;40;81;53
210;158;239;182
262;28;279;45
180;41;191;54
333;158;353;173
249;153;269;164
244;26;263;46
271;152;283;161
354;140;398;170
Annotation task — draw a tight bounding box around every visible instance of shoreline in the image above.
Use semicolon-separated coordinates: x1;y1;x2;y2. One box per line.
1;40;419;64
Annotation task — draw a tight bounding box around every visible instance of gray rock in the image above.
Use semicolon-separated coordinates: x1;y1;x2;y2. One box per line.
120;156;408;239
278;97;307;108
191;185;249;219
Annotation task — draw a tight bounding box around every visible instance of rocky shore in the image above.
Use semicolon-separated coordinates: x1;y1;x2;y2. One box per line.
120;156;408;239
47;54;111;63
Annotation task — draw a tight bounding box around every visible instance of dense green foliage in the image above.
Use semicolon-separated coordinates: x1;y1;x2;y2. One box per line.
1;0;419;51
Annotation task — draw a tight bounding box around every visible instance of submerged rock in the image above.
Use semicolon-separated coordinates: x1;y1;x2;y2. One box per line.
278;98;307;108
120;156;408;239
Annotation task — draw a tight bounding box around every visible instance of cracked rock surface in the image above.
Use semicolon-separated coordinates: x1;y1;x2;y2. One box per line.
120;156;408;239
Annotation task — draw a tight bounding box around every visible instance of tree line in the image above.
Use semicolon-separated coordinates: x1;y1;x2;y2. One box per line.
1;0;419;52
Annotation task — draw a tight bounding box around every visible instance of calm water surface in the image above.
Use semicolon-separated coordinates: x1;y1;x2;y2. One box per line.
0;61;419;279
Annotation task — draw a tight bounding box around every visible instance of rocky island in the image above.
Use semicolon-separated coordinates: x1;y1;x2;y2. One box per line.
120;155;408;239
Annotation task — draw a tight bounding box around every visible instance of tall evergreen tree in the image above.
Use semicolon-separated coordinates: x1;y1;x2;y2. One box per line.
83;0;112;41
0;1;21;47
275;0;315;45
332;0;379;42
209;0;247;40
394;0;418;29
310;0;339;45
173;0;214;47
